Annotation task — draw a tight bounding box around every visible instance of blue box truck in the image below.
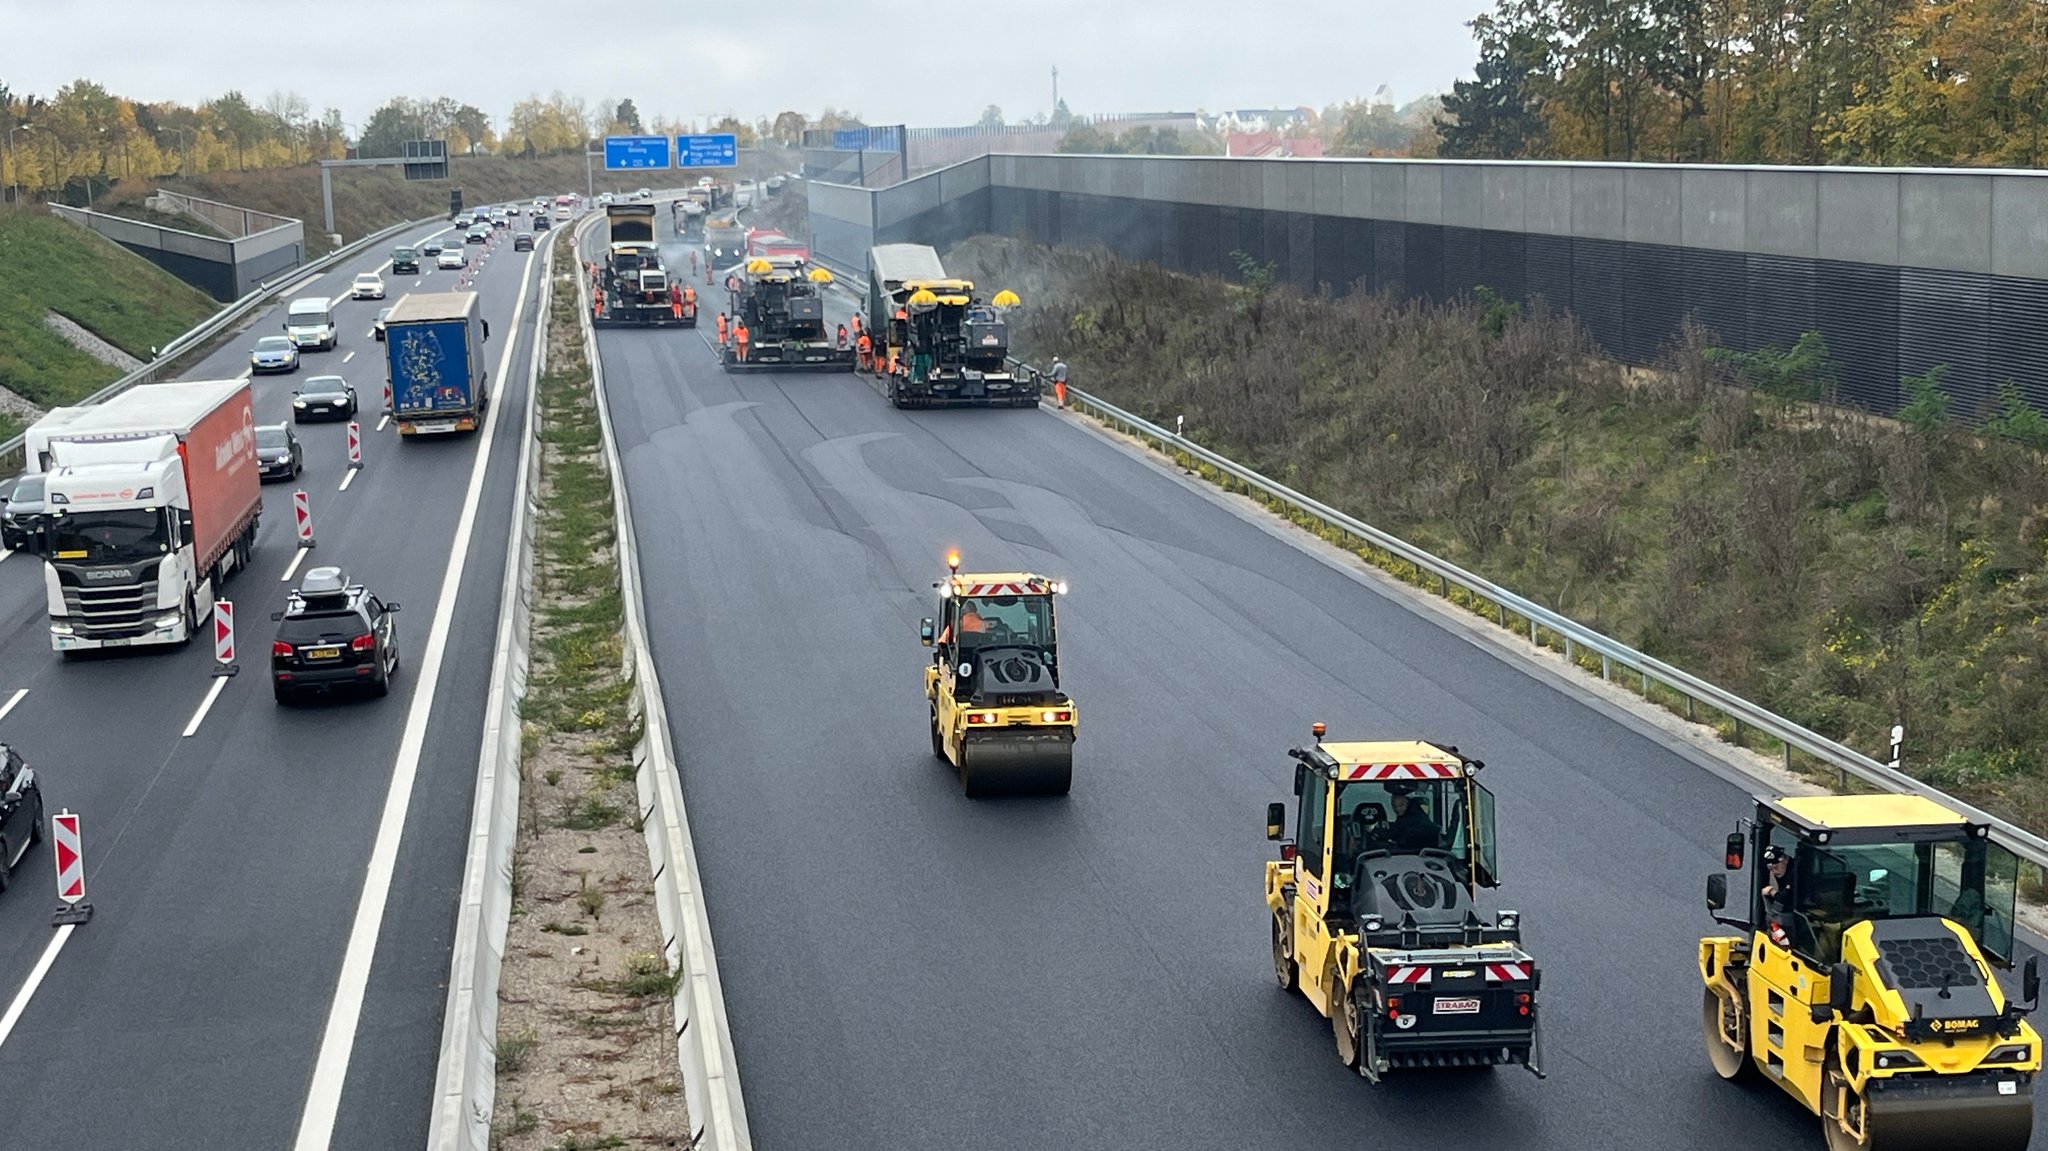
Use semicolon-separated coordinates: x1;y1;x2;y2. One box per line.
384;291;491;437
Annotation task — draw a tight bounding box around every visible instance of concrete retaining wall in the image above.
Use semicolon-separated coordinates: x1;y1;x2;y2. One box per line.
50;203;305;300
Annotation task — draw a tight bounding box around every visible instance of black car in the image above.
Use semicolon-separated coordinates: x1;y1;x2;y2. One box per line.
391;246;420;275
374;306;394;341
292;376;358;423
514;232;534;252
464;225;490;244
255;423;303;482
533;214;551;232
271;567;402;702
1;471;49;551
0;743;44;894
421;238;445;256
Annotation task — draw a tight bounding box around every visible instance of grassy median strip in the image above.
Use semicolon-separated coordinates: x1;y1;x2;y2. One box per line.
491;240;685;1150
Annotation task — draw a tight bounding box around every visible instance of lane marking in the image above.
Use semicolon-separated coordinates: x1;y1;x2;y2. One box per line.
342;351;355;365
181;677;230;738
0;927;75;1053
375;415;389;433
291;242;538;1151
0;688;25;721
338;467;358;493
280;547;310;583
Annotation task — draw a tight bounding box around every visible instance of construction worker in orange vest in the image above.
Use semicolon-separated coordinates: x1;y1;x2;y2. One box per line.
851;313;863;340
716;312;729;346
593;285;605;319
1050;355;1069;408
856;331;873;372
670;283;685;320
734;320;750;362
836;323;849;351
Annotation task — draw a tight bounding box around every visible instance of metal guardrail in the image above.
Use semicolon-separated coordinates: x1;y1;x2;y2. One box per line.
0;211;441;473
574;211;752;1150
1001;354;2048;872
425;226;553;1151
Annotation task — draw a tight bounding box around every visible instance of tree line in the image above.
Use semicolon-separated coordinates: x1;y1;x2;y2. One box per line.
0;76;848;204
1436;0;2048;165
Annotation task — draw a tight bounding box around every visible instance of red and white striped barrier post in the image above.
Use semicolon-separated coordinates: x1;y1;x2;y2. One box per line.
211;599;239;678
52;809;92;925
347;421;362;469
383;377;394;415
294;489;315;548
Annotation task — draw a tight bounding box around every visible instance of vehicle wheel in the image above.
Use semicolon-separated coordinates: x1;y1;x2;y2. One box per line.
1703;986;1757;1082
1822;1064;1867;1151
0;840;10;892
273;683;292;705
1271;914;1298;992
1333;976;1362;1069
369;649;391;697
929;710;947;762
179;595;197;647
30;797;44;844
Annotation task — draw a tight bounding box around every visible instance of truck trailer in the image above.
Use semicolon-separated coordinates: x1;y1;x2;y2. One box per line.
33;380;262;654
385;291;491;436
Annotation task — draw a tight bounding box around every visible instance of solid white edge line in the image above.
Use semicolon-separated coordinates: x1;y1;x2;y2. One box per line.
290;241;538;1151
0;687;26;721
338;468;357;493
0;926;75;1052
280;547;310;583
180;677;230;738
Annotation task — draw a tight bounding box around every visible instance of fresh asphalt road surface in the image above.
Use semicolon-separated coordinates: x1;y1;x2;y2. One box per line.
594;236;2048;1149
0;208;554;1148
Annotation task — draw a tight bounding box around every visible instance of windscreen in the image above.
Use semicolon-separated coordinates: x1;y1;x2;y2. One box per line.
255;428;288;451
956;595;1054;648
1332;779;1460;863
11;474;45;501
51;508;168;563
1773;838;2021;964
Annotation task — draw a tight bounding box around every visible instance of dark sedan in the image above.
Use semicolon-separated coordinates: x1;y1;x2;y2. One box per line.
255;423;303;482
2;472;49;551
514;233;534;252
0;743;44;895
533;214;551;232
292;376;358;423
271;567;401;702
422;238;445;256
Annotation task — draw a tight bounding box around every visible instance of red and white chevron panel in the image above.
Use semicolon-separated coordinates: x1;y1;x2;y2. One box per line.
1345;761;1461;780
962;582;1027;595
1484;962;1533;982
1383;965;1433;985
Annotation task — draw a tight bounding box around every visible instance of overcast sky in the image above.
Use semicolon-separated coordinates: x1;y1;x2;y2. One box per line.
1;0;1486;132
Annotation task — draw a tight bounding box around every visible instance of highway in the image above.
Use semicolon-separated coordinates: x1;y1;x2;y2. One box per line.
595;227;2048;1150
0;208;551;1147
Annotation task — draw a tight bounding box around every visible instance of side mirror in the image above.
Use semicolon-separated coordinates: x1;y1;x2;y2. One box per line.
281;320;289;331
1829;961;1854;1015
1705;873;1728;911
386;602;402;612
1265;802;1286;840
1724;832;1745;870
1291;763;1306;797
2025;956;2040;1008
919;618;934;646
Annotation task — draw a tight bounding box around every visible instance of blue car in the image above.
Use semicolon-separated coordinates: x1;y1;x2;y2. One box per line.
250;335;300;374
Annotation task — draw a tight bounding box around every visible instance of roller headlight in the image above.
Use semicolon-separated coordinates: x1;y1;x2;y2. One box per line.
1986;1044;2033;1064
1497;911;1520;930
1872;1049;1925;1070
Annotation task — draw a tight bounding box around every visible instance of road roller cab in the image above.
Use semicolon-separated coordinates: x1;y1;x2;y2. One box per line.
1701;793;2041;1151
920;551;1075;797
1263;725;1543;1082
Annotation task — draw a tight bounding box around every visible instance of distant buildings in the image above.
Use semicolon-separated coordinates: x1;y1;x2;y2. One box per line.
1224;131;1326;159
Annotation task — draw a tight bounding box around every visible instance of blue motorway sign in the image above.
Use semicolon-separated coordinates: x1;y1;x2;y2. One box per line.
677;133;739;168
603;135;671;170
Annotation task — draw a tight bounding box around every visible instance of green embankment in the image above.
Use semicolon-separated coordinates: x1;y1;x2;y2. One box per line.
0;207;219;442
947;235;2048;835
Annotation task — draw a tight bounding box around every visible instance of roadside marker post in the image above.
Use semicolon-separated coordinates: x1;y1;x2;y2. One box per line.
211;599;239;678
51;810;92;926
294;489;315;548
383;377;394;416
347;421;362;468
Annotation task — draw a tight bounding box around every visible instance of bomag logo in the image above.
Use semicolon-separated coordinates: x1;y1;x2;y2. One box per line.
1931;1019;1981;1033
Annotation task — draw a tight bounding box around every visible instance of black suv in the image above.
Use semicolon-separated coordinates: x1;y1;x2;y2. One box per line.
391;246;420;275
271;567;402;702
0;743;44;894
2;471;49;551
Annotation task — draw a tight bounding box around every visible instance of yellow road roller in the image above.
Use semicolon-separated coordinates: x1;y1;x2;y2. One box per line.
1702;793;2041;1151
919;551;1075;797
1265;724;1544;1080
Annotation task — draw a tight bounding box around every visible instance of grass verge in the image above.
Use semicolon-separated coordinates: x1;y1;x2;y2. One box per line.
0;206;218;411
491;230;686;1149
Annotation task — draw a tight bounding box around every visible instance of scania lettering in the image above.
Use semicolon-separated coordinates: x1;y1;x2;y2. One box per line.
31;380;262;654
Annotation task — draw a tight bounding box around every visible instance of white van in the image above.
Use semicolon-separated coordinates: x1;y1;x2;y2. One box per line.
283;297;336;351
